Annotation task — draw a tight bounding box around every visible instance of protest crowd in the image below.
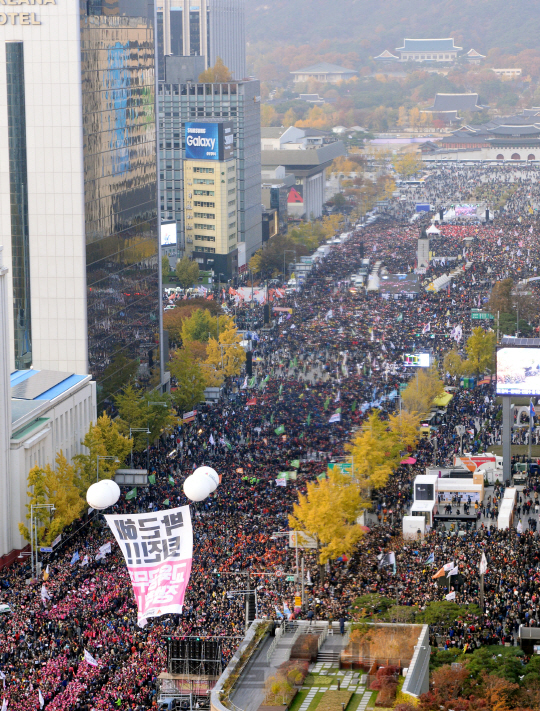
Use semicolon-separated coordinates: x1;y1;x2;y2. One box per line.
3;162;540;708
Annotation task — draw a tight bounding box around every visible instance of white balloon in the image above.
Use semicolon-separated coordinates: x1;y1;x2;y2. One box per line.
86;479;121;510
193;466;219;493
183;473;213;502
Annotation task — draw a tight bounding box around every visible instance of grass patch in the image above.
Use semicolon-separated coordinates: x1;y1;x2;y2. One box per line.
317;691;353;711
310;675;335;685
289;689;311;711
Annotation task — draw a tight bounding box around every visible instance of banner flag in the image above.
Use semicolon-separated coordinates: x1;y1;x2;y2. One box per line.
479;551;488;576
446;591;456;601
84;649;99;667
105;506;193;624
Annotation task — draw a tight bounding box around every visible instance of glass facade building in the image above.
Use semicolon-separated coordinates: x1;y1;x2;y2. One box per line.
6;41;32;370
81;3;160;409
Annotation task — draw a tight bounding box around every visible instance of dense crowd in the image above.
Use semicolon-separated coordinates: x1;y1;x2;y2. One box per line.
3;163;540;709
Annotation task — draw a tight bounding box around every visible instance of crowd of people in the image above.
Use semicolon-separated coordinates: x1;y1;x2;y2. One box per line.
3;162;540;708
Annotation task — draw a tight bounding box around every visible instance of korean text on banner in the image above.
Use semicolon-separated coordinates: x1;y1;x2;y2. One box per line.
104;506;193;623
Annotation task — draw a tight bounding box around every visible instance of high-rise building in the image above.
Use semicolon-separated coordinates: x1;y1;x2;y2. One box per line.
159;76;262;274
0;0;164;411
156;0;246;80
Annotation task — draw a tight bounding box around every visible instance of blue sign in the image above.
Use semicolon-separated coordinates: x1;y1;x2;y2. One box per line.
185;121;234;161
186;122;221;161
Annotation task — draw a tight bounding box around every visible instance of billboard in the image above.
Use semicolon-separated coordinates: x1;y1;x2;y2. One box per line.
455;204;477;217
161;222;177;246
497;347;540;395
185;121;234;161
403;353;431;367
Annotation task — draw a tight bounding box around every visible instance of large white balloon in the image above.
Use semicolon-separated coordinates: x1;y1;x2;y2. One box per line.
86;479;121;510
183;473;213;502
193;466;219;493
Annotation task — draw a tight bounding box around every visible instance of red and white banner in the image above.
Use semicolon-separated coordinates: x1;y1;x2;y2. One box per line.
105;506;193;623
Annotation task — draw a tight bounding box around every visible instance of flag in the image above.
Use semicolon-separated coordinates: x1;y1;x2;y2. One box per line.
249;376;257;388
307;414;312;425
247;397;257;406
378;552;395;569
317;473;327;481
126;488;137;500
168;475;175;485
209;433;215;446
328;413;341;424
105;505;193;623
274;425;285;435
324;397;330;411
422;322;431;334
274;605;284;619
291;460;300;469
279;384;283;395
275;479;286;487
38;690;44;709
148;474;156;485
334;390;340;402
40;585;51;601
240;376;248;389
351;400;357;413
425;552;435;565
163;499;170;506
432;566;446;580
443;561;455;572
283;602;292;619
99;542;112;556
479;552;488;576
448;565;459;577
1;696;6;710
183;410;197;423
445;591;456;601
531;399;536;422
43;564;49;581
81;555;89;567
70;551;80;566
396;312;403;322
270;413;274;424
84;649;99;667
517;520;523;534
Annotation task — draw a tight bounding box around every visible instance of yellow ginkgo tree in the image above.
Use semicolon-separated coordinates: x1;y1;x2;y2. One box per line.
289;469;368;565
205;320;245;378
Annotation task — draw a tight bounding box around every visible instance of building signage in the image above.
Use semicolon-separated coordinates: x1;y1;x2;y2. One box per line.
185;121;234;161
0;0;56;26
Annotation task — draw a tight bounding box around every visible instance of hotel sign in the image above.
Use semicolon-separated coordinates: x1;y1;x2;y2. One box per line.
0;0;56;25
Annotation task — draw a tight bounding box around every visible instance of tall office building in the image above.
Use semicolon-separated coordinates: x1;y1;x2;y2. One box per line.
156;0;246;80
0;0;163;411
159;75;262;275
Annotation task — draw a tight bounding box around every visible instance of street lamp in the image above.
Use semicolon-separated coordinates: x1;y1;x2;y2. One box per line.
96;455;120;484
129;427;151;468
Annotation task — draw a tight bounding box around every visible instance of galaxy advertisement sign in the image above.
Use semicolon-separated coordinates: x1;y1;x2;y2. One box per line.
185;121;234;161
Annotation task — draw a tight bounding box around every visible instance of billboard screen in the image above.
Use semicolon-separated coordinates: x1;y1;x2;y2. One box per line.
403;353;431;367
455;204;477;217
497;347;540;395
185;121;234;161
161;222;177;246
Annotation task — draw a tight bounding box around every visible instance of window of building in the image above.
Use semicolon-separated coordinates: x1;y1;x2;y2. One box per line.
193;179;214;184
228;177;235;184
194;201;215;208
228;188;236;195
194;190;214;196
228;233;236;240
511;153;521;160
193;167;214;173
227;165;235;172
194;212;215;219
228;199;236;207
195;235;216;242
194;223;215;230
528;154;536;161
195;246;215;253
228;222;236;229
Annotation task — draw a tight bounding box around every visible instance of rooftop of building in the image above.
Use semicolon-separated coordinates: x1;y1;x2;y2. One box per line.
290;62;357;75
10;369;91;428
466;49;486;58
374;49;400;60
429;93;483;112
396;38;462;51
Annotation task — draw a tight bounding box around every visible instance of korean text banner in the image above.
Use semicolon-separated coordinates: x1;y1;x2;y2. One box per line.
105;506;193;622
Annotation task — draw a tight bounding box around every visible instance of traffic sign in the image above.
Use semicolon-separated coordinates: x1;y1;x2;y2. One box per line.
471;310;494;320
275;569;284;578
286;575;295;582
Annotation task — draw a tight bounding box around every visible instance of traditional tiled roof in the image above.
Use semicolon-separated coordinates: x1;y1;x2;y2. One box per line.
374;50;399;60
396;38;462;52
466;49;486;58
429;93;483;112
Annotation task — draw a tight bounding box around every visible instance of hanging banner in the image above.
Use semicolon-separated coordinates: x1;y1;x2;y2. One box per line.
105;505;193;623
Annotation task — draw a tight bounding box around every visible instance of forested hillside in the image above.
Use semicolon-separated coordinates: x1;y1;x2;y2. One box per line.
246;0;539;55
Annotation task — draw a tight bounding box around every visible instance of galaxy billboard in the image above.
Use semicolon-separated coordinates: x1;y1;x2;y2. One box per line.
497;346;540;395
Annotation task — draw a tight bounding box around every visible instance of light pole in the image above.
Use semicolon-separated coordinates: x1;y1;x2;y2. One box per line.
96;455;120;484
129;428;151;468
30;503;55;581
283;250;296;280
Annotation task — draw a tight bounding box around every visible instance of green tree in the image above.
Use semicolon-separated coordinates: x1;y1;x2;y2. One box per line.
417;601;481;626
175;256;200;290
74;415;132;493
19;453;86;546
181;308;222;344
462;326;496;376
99;348;139;406
162;255;171;281
115;385;174;451
169;349;206;413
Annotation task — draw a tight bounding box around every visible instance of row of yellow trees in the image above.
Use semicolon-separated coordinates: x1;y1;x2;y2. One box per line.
289;366;446;565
